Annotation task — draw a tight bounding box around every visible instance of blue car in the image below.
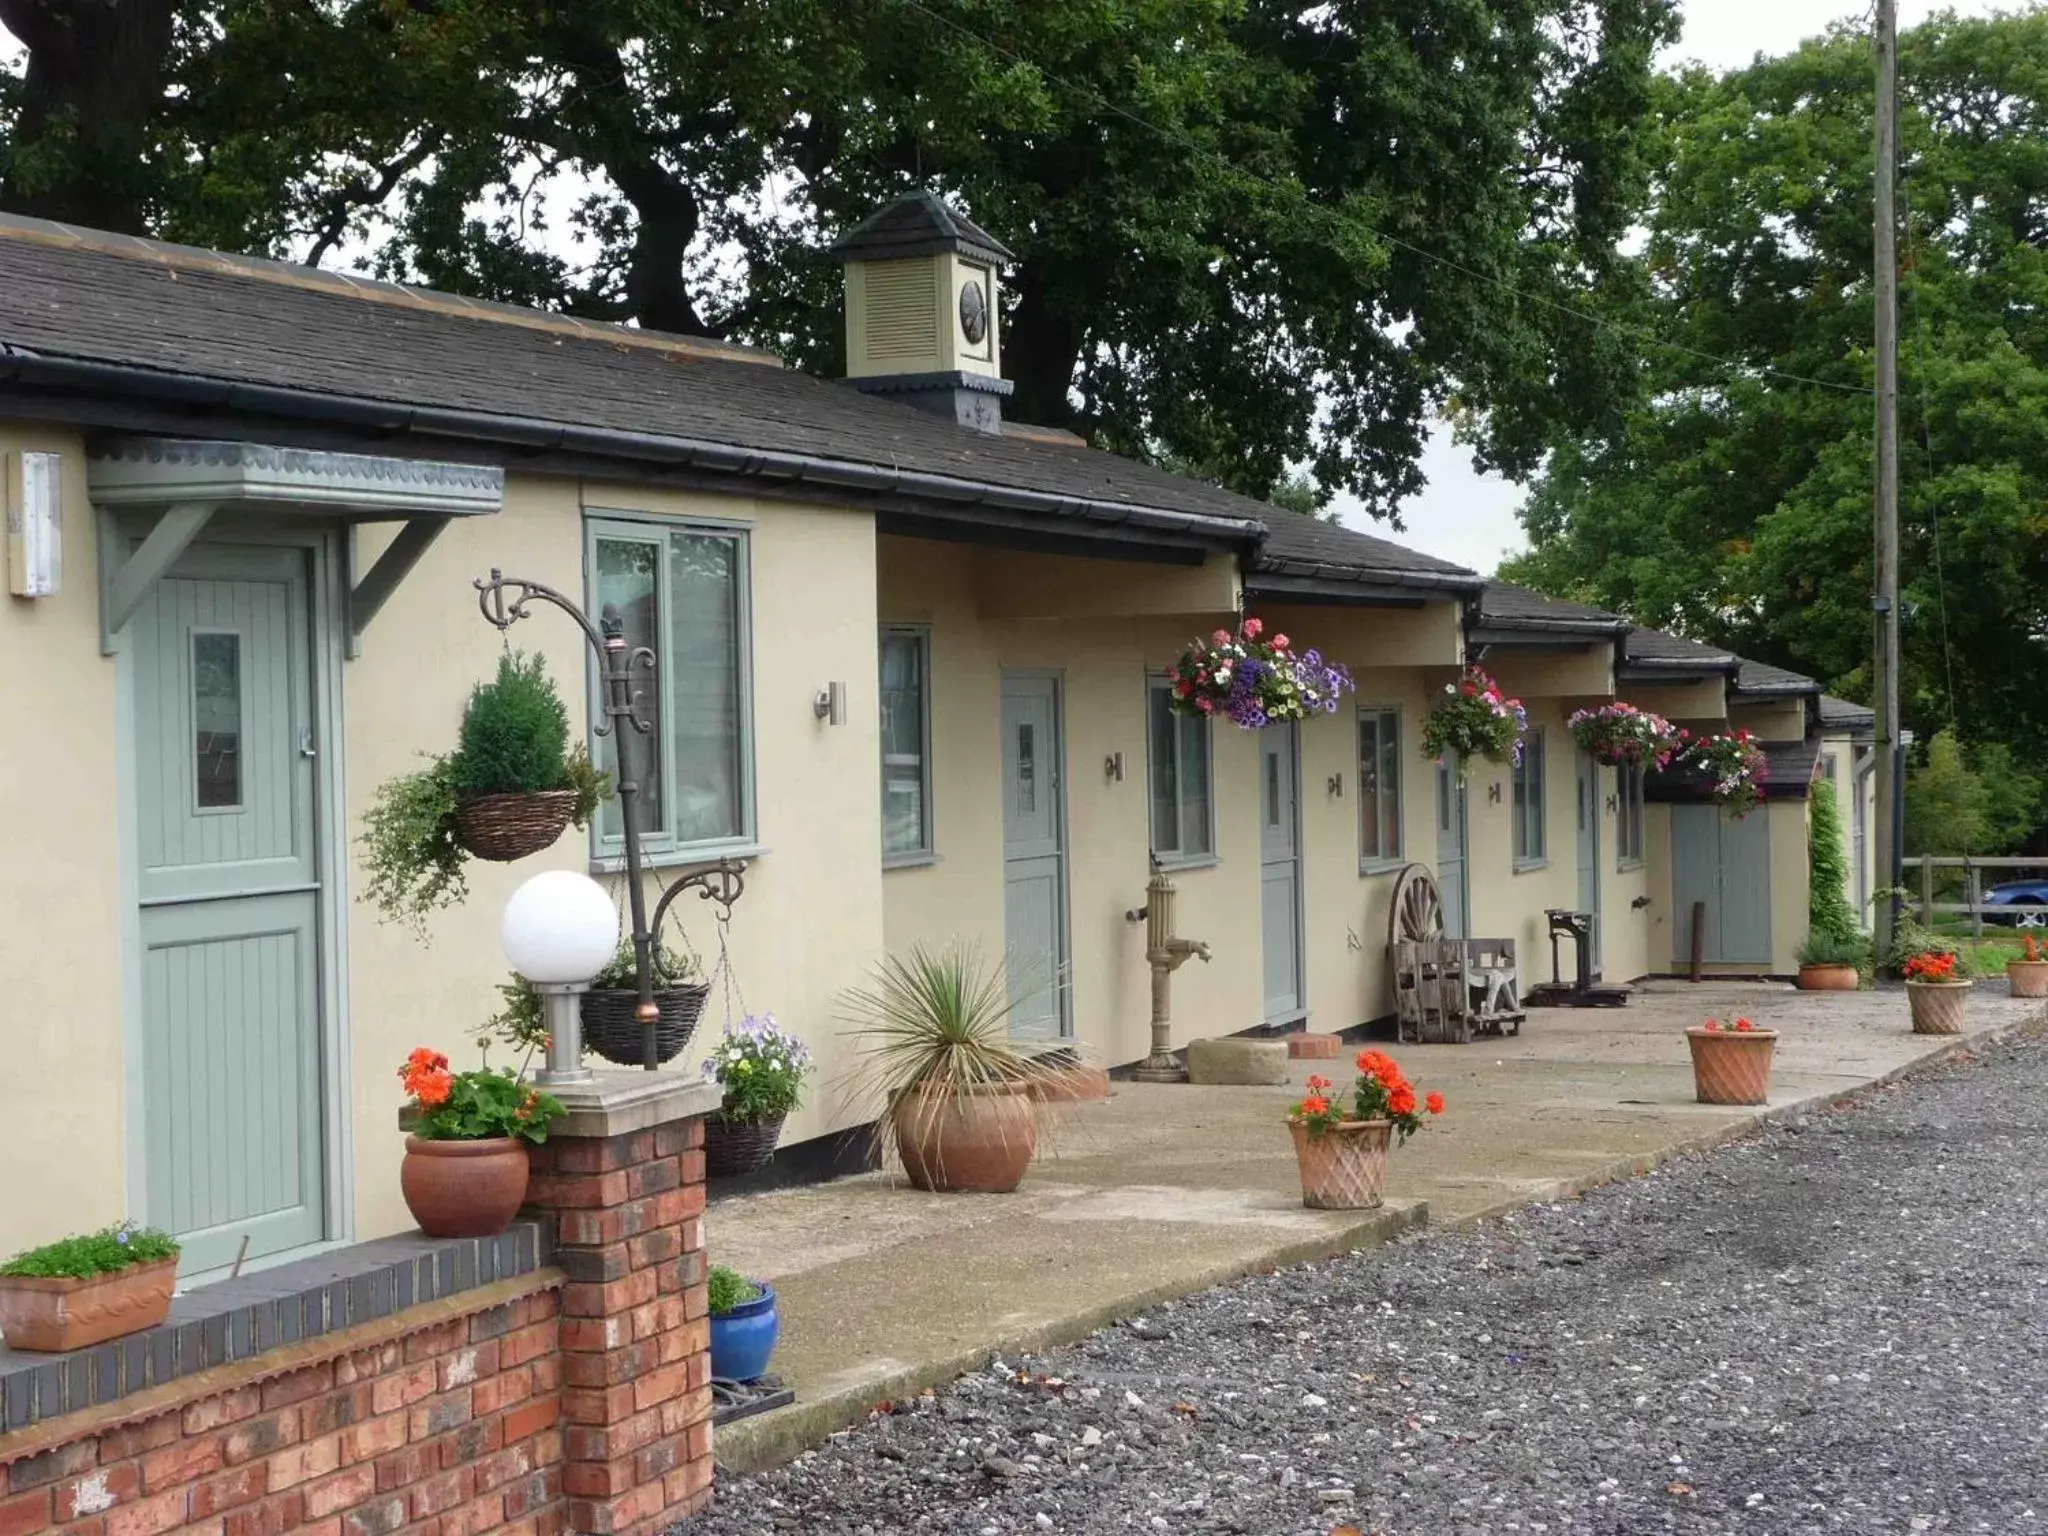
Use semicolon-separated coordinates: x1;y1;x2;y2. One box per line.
1980;879;2048;926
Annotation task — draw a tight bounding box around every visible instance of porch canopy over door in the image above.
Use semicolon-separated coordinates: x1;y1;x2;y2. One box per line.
89;436;506;655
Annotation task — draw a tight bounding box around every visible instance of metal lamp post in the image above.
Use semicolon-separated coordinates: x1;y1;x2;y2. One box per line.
474;570;747;1076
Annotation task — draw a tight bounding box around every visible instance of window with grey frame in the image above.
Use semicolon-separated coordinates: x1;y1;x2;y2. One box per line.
1357;705;1403;868
1617;761;1646;867
1147;676;1214;863
586;516;753;859
880;626;933;862
1513;727;1547;866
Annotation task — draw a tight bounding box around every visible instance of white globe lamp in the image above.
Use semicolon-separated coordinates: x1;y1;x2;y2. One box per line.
501;870;620;1085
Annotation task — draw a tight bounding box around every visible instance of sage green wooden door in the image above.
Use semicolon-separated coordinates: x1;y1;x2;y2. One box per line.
133;542;326;1273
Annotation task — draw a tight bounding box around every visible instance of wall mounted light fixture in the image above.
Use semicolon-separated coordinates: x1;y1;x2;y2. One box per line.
1327;773;1344;797
1488;782;1503;804
1105;752;1125;782
813;681;847;725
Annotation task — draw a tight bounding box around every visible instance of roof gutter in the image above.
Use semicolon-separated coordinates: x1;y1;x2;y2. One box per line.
1249;555;1483;596
0;347;1267;550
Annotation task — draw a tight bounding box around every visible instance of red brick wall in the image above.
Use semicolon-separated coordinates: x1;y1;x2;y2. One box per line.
0;1107;717;1536
0;1288;562;1536
525;1119;711;1534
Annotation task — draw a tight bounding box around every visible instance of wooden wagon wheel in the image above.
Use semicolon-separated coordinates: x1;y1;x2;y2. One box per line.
1388;862;1446;948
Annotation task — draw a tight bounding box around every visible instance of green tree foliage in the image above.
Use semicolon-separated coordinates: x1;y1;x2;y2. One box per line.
0;0;1677;515
1904;727;2043;863
1807;777;1858;945
1501;11;2048;761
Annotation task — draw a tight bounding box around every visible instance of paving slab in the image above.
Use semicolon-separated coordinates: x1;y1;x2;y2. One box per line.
707;978;2042;1471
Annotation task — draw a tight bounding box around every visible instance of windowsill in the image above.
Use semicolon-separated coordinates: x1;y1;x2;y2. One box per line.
588;841;769;876
1154;854;1220;873
1617;857;1645;873
1359;858;1407;877
883;851;941;870
1513;857;1550;874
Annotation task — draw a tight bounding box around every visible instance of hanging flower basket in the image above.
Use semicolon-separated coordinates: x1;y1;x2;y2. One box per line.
1421;667;1527;770
581;983;711;1066
452;789;581;862
1683;730;1769;817
1567;702;1684;769
1167;617;1354;729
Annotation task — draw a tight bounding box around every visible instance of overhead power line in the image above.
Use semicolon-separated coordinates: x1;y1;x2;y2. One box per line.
894;0;1876;399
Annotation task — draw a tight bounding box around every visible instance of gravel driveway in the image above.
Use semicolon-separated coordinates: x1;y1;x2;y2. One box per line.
688;1028;2048;1535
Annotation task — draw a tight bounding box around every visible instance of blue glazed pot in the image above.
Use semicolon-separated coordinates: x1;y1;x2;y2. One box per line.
709;1282;780;1382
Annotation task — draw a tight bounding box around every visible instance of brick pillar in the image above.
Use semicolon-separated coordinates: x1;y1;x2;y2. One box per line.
523;1077;721;1535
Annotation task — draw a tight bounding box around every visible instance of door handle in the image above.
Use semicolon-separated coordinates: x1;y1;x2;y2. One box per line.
299;728;317;758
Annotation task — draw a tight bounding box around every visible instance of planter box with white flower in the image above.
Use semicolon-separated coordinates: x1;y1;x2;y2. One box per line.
0;1223;181;1352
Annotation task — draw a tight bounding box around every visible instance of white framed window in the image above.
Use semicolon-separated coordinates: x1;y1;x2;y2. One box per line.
1147;675;1214;864
1358;705;1403;870
880;625;933;864
1513;727;1547;868
585;514;754;862
1617;761;1646;868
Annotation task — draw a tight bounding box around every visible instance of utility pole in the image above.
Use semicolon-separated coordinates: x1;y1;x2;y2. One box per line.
1873;0;1902;962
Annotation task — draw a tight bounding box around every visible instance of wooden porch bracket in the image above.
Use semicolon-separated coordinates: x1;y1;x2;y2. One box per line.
99;500;218;654
346;515;451;657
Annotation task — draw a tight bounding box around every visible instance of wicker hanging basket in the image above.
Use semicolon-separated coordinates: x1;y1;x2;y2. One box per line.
579;983;711;1066
704;1113;787;1179
452;790;579;862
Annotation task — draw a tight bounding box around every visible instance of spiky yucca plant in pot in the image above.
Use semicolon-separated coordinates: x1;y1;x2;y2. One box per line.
840;941;1064;1193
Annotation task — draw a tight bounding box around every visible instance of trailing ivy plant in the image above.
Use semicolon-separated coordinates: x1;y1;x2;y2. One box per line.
360;755;468;937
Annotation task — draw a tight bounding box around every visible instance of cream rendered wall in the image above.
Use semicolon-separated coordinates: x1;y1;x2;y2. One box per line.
1768;797;1811;976
878;536;1263;1067
1600;765;1653;983
348;479;882;1240
1630;679;1726;722
877;551;1478;1070
1464;698;1585;974
1730;697;1807;742
0;425;126;1258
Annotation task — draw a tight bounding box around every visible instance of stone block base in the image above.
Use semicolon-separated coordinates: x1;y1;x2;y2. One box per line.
1185;1038;1290;1086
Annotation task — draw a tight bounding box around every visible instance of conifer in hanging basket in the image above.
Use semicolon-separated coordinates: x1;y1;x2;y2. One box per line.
1422;667;1528;771
449;652;606;861
1567;701;1684;769
1166;617;1354;729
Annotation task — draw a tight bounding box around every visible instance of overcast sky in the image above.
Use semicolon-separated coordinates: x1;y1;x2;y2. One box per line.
1372;0;2027;575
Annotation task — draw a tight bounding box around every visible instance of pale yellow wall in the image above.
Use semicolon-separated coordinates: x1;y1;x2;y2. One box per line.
0;425;126;1258
1488;646;1613;702
1464;700;1582;976
1768;797;1810;975
975;549;1239;621
1730;697;1807;742
1630;679;1726;722
348;479;883;1240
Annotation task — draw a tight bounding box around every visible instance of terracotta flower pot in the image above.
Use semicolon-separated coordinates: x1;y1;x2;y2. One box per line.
1906;978;1971;1035
1686;1027;1778;1106
1032;1063;1112;1103
1289;1119;1392;1210
1796;963;1861;992
0;1257;178;1353
400;1136;530;1238
892;1085;1038;1193
2007;960;2048;1000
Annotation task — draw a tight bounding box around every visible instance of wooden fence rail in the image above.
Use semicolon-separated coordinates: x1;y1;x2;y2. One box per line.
1900;855;2048;936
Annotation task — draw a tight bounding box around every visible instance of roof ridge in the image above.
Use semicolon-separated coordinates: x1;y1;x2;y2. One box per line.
0;214;786;371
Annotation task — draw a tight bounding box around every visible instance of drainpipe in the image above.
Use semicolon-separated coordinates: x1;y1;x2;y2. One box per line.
1125;858;1211;1083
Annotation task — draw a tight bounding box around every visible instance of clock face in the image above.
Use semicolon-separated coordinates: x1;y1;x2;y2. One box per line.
958;277;989;346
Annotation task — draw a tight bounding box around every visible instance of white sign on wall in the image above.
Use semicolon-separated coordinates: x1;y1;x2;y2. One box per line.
6;450;60;598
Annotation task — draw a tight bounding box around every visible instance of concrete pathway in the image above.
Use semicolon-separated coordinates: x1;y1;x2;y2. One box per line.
708;980;2041;1470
